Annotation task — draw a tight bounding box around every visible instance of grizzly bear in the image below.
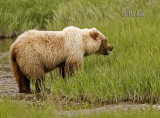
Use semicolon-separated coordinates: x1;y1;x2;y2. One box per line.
9;26;113;93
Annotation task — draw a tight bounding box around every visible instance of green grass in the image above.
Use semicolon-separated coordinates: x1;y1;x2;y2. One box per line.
43;0;160;104
89;110;160;118
0;99;58;118
0;98;160;118
1;0;160;105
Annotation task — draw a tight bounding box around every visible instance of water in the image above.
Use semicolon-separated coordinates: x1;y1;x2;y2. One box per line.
0;38;14;53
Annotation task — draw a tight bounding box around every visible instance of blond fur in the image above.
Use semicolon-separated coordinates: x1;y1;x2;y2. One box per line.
9;26;113;93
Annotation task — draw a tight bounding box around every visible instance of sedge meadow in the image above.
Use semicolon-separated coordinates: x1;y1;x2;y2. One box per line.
0;0;160;117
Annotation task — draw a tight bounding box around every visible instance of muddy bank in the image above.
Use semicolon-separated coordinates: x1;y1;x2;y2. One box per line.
56;102;160;116
0;50;18;96
0;58;19;96
0;76;19;96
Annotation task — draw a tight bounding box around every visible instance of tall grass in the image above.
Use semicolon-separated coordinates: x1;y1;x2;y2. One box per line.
1;0;160;103
0;0;65;33
45;0;160;103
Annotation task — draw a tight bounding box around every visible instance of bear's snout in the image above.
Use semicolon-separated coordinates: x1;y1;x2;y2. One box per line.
107;46;114;51
106;42;113;51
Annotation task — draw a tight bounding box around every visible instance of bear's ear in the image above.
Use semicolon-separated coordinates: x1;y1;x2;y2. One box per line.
89;28;99;40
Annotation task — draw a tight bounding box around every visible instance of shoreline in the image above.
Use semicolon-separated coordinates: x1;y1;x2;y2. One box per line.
0;32;20;39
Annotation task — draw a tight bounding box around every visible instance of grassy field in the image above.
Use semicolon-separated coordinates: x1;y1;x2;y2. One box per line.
41;0;160;104
0;0;160;117
0;99;160;118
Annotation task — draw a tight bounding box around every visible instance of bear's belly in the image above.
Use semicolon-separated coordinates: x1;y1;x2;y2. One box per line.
42;56;66;73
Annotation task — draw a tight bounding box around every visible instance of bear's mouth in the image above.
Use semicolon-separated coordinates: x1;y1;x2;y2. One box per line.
104;49;109;55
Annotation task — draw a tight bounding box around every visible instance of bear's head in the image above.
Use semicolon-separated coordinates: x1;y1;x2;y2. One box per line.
83;28;113;56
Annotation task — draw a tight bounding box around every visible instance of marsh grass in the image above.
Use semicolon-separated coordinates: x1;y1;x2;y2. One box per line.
0;99;160;118
0;98;58;118
1;0;160;104
44;0;160;103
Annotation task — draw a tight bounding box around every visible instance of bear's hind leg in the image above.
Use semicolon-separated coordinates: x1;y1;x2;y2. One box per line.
17;72;31;93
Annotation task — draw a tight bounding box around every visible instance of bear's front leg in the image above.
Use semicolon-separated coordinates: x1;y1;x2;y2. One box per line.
58;62;65;79
65;55;83;78
35;77;45;93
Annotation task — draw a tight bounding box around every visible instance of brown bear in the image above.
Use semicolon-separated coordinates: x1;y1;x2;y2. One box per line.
9;26;113;93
